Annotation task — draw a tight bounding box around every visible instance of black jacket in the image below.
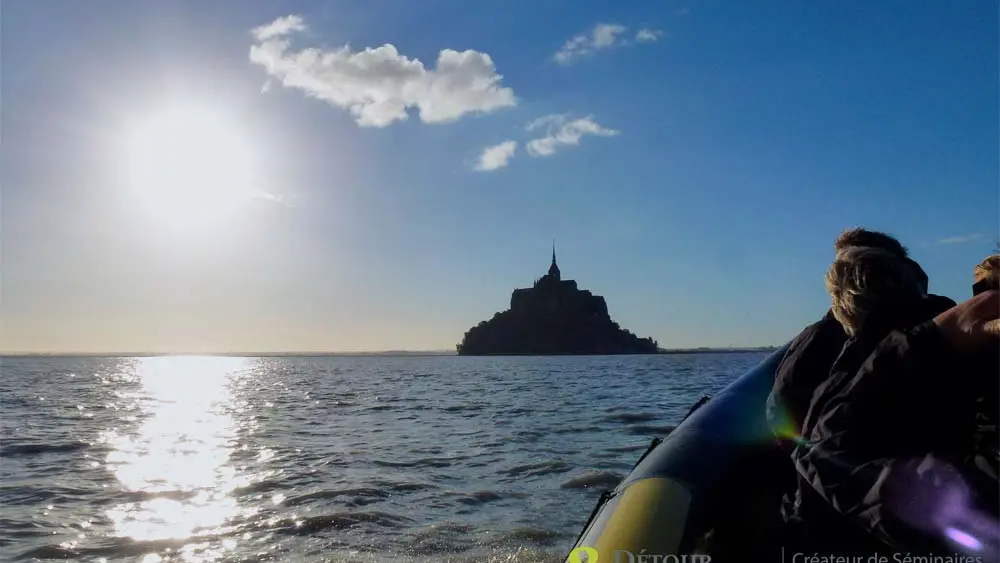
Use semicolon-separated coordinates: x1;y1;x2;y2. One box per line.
767;294;954;442
799;295;956;438
767;310;847;441
972;343;1000;479
790;301;999;558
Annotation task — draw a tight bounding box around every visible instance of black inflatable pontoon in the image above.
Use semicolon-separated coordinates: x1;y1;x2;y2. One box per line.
566;345;790;561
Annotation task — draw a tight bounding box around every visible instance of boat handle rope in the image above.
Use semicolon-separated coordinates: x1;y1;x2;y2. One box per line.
680;395;712;423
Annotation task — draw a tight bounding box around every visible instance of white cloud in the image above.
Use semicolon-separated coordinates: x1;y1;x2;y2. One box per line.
526;113;570;132
635;28;664;43
592;23;628;48
252;14;306;41
249;15;517;127
525;115;619;157
474;141;518;171
554;24;627;64
251;190;285;203
937;234;985;245
553;23;661;64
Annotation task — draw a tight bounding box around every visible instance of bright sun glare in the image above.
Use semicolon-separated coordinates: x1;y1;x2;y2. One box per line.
124;106;258;231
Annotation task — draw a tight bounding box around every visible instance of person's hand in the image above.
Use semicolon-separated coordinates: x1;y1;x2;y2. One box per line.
932;289;1000;353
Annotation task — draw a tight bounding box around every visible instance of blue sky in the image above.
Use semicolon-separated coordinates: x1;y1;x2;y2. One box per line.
2;0;997;353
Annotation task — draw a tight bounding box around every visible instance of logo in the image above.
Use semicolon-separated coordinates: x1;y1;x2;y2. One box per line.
568;547;712;563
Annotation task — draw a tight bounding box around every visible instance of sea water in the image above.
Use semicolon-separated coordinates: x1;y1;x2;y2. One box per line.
0;353;767;563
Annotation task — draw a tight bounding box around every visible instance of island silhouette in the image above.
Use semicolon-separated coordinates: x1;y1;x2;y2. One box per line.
456;247;659;355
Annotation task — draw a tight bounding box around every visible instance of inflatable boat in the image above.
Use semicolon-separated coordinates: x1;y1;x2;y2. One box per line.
565;345;792;562
566;343;1000;563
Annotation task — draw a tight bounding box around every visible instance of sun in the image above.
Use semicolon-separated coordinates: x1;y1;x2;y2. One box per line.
123;106;259;231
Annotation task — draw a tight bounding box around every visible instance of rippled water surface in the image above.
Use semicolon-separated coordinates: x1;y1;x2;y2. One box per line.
1;353;768;562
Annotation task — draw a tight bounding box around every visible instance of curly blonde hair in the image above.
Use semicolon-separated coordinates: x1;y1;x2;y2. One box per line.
974;255;999;284
825;246;924;336
973;255;1000;294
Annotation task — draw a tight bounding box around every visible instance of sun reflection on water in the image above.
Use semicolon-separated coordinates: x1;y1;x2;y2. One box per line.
101;356;253;555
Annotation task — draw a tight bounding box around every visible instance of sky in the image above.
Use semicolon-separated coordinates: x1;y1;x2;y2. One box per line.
2;0;997;354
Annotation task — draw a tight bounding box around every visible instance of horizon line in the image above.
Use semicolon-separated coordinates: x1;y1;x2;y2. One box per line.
0;345;781;357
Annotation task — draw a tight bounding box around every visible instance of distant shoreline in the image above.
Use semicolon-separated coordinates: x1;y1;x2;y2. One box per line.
1;347;779;358
655;347;779;355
